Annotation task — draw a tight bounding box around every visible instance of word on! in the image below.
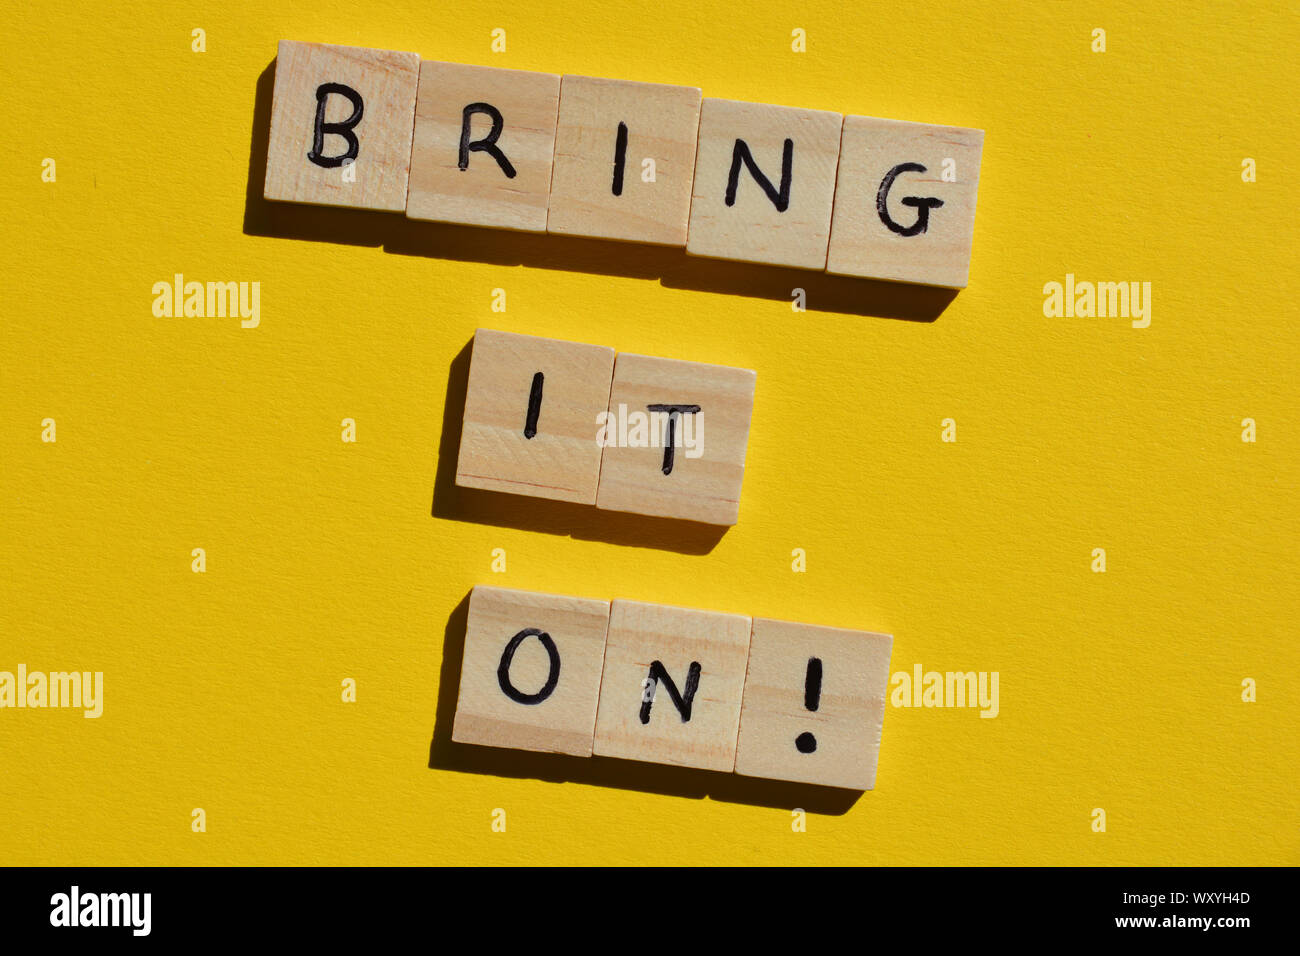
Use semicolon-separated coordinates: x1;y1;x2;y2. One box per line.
457;328;756;525
264;41;984;287
453;586;894;790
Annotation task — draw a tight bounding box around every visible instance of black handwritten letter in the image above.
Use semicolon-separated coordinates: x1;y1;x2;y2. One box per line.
612;121;629;196
876;162;944;236
640;660;702;724
459;103;517;178
524;372;544;439
725;138;793;211
307;83;363;168
646;404;701;476
497;628;560;705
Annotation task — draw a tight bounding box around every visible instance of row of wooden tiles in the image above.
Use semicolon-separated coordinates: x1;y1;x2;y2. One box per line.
454;585;894;790
457;328;756;525
265;40;984;287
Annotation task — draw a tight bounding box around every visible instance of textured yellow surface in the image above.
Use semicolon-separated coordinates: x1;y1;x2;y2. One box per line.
2;0;1297;865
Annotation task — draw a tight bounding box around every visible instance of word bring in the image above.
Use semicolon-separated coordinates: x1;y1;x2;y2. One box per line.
264;41;984;288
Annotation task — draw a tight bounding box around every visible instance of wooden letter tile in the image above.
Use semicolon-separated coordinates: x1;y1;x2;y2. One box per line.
592;600;752;772
264;41;420;212
595;352;755;525
452;586;611;757
456;329;615;505
734;618;893;790
686;98;843;270
547;76;702;245
826;116;984;288
406;61;561;232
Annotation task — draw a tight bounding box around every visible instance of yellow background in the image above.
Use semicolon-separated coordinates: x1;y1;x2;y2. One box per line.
3;0;1297;865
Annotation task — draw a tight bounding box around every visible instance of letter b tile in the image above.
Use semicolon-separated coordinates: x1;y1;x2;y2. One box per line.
264;40;420;211
452;586;611;757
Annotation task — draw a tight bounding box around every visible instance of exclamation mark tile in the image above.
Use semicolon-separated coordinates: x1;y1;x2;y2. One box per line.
734;618;893;790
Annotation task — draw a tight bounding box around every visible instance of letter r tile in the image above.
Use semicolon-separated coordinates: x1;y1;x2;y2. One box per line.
592;600;752;772
456;329;616;505
406;61;562;231
453;586;611;757
264;40;420;211
827;116;984;288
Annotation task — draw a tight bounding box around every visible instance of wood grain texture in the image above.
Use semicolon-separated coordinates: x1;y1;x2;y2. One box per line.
264;40;420;211
406;61;561;232
734;618;894;790
686;98;843;269
547;75;702;245
456;328;615;504
592;599;752;772
595;352;755;525
452;585;611;757
826;116;984;288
